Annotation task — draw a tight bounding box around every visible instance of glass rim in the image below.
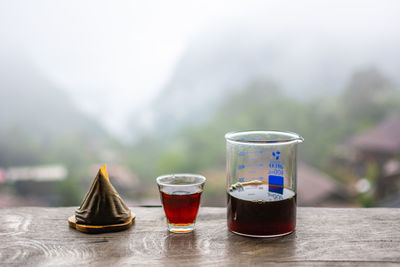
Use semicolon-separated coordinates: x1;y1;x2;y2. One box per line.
225;130;304;144
156;173;206;187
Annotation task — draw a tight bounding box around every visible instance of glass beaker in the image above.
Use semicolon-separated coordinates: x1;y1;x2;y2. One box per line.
225;130;304;237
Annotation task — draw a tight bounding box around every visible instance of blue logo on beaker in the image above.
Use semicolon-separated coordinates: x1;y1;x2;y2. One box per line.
268;150;283;194
272;150;280;160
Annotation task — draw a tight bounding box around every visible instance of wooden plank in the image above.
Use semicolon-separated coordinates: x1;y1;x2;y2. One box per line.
0;207;399;266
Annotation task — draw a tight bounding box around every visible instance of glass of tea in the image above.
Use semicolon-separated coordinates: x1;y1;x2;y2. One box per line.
225;130;303;237
157;174;206;233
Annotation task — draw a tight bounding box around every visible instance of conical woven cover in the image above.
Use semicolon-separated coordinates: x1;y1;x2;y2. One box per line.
75;165;131;225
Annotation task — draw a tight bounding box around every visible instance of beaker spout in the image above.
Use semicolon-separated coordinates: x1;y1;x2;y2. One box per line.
296;136;304;143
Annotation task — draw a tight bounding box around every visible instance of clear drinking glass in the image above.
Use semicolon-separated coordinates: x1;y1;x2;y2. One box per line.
225;130;303;237
157;174;206;233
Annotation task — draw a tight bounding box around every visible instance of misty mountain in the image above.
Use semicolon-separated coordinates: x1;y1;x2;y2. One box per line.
130;26;400;137
0;56;107;143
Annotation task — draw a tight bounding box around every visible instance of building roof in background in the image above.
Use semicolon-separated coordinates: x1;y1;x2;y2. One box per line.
4;165;67;182
297;162;348;206
348;114;400;154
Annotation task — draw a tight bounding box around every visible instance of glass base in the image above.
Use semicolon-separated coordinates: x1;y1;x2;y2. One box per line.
168;223;195;233
230;229;294;238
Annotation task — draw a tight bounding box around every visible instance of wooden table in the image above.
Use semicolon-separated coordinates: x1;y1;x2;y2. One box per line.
0;207;399;266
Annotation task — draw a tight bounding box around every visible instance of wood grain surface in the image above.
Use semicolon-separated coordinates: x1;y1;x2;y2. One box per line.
0;207;399;266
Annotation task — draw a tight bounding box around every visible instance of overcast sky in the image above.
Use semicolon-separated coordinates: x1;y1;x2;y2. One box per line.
1;0;399;137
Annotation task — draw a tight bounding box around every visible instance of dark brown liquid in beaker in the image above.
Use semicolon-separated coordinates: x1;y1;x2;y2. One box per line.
227;184;296;236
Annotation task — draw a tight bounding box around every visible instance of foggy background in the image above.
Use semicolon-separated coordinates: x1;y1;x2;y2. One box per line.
1;0;400;207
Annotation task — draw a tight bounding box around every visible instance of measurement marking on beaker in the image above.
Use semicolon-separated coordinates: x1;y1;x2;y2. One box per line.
238;164;264;170
248;164;264;167
238;151;264;156
238;176;264;183
237;177;263;183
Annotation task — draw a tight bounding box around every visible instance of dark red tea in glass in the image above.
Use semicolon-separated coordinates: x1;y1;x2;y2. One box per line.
160;191;202;225
157;174;206;233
